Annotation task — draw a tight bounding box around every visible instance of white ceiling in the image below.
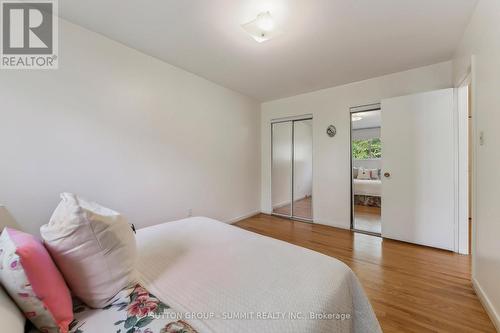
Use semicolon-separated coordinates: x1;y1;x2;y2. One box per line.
59;0;478;101
352;110;381;130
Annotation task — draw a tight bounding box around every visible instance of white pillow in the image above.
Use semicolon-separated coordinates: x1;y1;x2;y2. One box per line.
368;168;380;180
352;167;359;178
0;285;25;333
357;168;371;180
40;193;137;308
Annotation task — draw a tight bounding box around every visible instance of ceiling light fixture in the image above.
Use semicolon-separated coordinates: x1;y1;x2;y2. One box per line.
256;12;274;32
242;11;280;43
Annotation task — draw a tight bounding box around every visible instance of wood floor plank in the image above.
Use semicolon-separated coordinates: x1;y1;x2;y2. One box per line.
234;214;496;333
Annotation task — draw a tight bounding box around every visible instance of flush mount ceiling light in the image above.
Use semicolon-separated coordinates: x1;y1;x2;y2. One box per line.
352;116;363;121
242;11;281;43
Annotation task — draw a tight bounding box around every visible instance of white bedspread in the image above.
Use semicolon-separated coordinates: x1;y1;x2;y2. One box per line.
135;217;380;333
353;179;382;197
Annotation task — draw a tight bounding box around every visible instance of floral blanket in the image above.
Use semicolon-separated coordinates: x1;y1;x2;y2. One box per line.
69;284;198;333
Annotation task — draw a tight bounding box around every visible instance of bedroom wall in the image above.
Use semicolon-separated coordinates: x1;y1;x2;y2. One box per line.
352;159;381;171
0;19;261;235
261;61;453;228
453;0;500;328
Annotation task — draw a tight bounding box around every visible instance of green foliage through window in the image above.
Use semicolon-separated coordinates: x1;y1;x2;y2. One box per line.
352;138;381;159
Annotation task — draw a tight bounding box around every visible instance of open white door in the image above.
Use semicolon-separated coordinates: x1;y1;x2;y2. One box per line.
381;89;455;250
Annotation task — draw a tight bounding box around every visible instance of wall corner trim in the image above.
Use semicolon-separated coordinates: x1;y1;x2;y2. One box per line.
472;277;500;331
227;210;262;224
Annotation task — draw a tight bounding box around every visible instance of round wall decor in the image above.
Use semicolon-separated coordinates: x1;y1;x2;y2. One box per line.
326;125;336;137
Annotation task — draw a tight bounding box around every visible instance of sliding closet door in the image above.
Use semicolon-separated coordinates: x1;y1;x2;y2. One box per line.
272;122;293;217
381;89;454;250
293;119;313;220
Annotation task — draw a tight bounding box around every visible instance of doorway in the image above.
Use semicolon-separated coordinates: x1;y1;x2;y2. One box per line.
457;74;472;255
353;87;470;253
350;106;382;235
271;117;313;221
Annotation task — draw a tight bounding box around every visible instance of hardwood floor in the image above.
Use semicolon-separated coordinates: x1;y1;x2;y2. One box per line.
354;204;381;234
234;214;496;333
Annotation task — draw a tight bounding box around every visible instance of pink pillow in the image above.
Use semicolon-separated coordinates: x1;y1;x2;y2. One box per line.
0;227;73;333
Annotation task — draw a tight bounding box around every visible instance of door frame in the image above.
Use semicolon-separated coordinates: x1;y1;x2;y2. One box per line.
270;115;313;223
349;103;382;236
455;71;473;255
347;84;473;254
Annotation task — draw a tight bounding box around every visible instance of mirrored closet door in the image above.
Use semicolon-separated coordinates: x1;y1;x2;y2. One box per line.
271;117;313;221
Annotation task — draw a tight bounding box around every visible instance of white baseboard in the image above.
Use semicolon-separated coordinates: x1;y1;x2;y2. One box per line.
313;219;351;230
271;195;311;209
272;200;290;209
227;211;350;231
473;277;500;331
226;210;261;224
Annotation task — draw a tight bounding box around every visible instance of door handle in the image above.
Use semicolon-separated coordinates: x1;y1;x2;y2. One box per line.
384;172;391;178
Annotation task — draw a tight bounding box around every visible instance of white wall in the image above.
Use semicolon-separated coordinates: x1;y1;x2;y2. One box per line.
453;0;500;328
353;159;381;171
0;20;261;235
261;61;453;228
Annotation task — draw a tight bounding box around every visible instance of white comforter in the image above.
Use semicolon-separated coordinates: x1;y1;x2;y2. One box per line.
353;179;382;197
135;217;381;333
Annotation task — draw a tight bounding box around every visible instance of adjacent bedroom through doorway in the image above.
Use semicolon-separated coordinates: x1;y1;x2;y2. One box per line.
351;108;382;235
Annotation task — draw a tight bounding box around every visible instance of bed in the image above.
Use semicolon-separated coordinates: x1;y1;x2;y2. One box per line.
353;179;381;197
66;217;380;333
